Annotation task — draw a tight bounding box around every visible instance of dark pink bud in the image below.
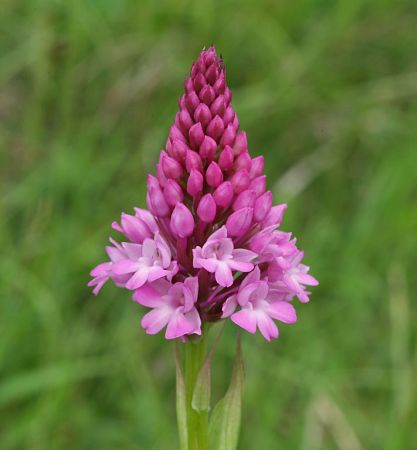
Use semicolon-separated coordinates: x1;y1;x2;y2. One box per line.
184;78;194;94
178;109;193;133
193;73;206;93
226;207;253;237
232;114;239;130
206;161;223;188
204;51;216;67
164;179;184;207
194;103;212;128
232;189;256;211
146;175;170;217
210;95;226;116
187;169;203;196
171;139;189;162
250;175;266;196
162;154;183;179
157;161;167;187
234;151;252;171
213;73;226;94
170;203;195;238
262;204;287;228
200;135;217;160
254;191;272;222
213;181;234;208
185;150;203;172
233;131;247;155
190;63;199;78
185;91;200;114
230;170;250;194
199;85;215;105
169;124;186;143
250;156;264;178
224;87;232;104
220;124;237;147
206;115;225;141
218;145;234;171
197;193;217;223
179;95;186;110
223;107;234;127
205;64;219;85
189;123;205;149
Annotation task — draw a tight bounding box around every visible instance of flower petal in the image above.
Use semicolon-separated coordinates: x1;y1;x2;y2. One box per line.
215;262;234;287
231;309;257;334
268;301;297;324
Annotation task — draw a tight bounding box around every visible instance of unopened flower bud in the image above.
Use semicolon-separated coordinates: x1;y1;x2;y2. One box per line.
206;161;223;188
193;73;206;93
223;106;234;126
169;124;186;143
197;194;217;223
194;103;212;128
262;204;287;228
230;170;250;194
218;145;234;171
185;150;203;172
233;131;247;155
213;73;225;94
146;175;170;217
254;190;272;222
189;123;205;149
200;135;217;160
185;91;200;113
164;179;184;207
220;124;236;147
226;207;253;237
199;85;215;105
213;181;234;207
156;161;167;187
232;189;256;211
205;64;219;84
206;115;225;141
250;156;264;178
250;175;266;196
187;169;203;196
170;203;195;238
171;139;189;162
234;151;252;171
210;95;226;116
162;154;183;179
184;77;194;94
178;109;193;133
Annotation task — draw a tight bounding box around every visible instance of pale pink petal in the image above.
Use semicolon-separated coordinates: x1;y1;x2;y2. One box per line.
133;283;167;307
183;308;202;335
222;295;238;318
90;262;111;277
268;301;297;324
231;248;258;262
207;225;227;241
257;313;279;341
215;262;234;287
165;310;195;339
231;309;257;334
121;242;143;260
112;259;140;275
125;267;150;290
197;257;219;273
147;266;170;282
297;273;319;286
227;260;254;272
141;307;172;335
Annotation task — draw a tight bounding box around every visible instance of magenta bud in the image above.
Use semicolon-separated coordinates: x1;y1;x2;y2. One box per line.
210;95;226;116
232;189;256;211
190;63;199;78
224;87;232;104
162;154;183;179
232;114;239;130
213;73;226;94
112;213;152;244
218;145;234;171
179;95;186;110
250;156;264;178
171;139;189;162
185;150;203;172
164;179;184;207
170;203;195;238
199;85;215;105
204;51;216;67
205;64;219;85
146;175;170;217
220;124;237;147
178;109;193;133
156;161;167;187
200;135;217;160
234;151;252;171
169;124;186;143
206;161;223;188
262;204;287;228
230;170;250;194
206;115;225;141
187;169;203;196
189;123;205;149
197;193;217;223
254;191;272;222
184;78;194;94
213;181;234;208
233;131;247;155
185;91;200;113
250;175;266;196
223;106;235;126
226;207;253;237
193;73;206;93
194;103;212;128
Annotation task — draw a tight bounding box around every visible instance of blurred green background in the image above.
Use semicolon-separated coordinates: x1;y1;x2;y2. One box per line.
1;0;417;449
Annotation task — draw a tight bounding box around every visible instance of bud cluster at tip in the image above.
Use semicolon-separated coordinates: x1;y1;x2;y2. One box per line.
89;47;318;342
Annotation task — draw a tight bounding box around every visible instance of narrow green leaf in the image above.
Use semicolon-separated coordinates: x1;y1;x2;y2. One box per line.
209;337;245;450
191;355;211;412
175;343;188;450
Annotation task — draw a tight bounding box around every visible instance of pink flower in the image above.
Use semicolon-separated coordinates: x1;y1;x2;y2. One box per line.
222;267;297;341
193;226;257;287
133;277;201;339
112;232;178;290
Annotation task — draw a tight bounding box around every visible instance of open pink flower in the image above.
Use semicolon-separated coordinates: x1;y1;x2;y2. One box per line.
133;277;201;339
112;232;178;290
222;267;297;341
193;226;257;287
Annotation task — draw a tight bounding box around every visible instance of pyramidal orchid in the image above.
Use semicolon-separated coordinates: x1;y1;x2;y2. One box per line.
89;47;318;450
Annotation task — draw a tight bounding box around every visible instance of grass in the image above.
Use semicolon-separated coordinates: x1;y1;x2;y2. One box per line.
1;0;417;448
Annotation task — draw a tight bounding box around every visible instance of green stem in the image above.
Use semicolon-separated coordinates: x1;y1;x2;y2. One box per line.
185;333;209;450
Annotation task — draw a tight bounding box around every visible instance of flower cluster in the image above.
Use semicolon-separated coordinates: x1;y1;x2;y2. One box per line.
89;47;318;341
